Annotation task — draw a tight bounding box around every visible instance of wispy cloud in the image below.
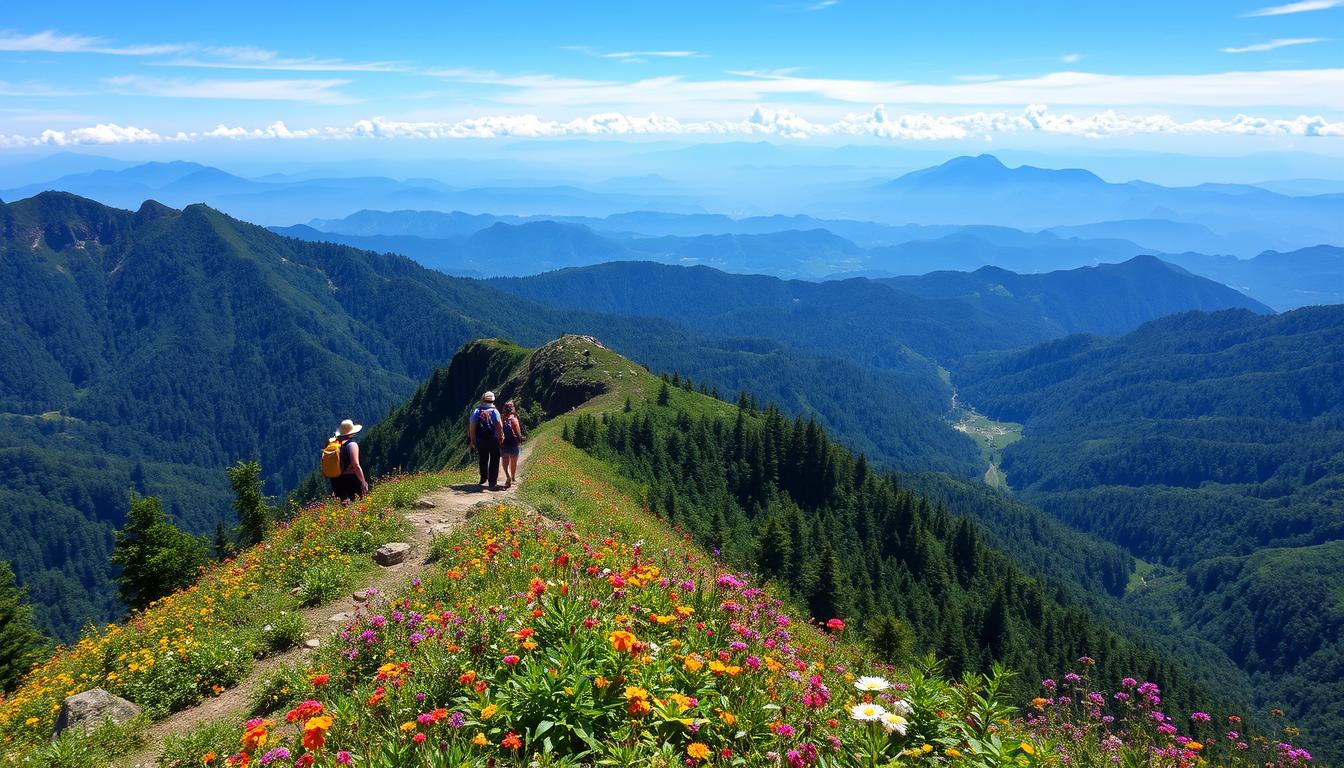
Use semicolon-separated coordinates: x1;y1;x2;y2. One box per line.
426;67;1344;110
954;74;1002;82
809;0;841;10
104;75;357;104
0;29;187;56
1243;0;1344;16
157;46;406;72
564;45;705;64
1060;53;1083;63
4;106;1342;149
1222;37;1324;53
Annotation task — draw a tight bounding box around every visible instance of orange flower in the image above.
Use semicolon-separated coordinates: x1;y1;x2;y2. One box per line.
302;715;333;751
471;733;490;747
683;654;704;673
687;742;711;761
202;752;217;765
501;731;522;750
366;687;385;707
240;719;271;753
481;704;498;720
625;686;652;717
608;630;638;653
309;674;329;687
594;675;611;689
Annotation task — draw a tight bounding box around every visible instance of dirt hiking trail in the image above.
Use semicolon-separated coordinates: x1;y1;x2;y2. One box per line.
117;446;532;768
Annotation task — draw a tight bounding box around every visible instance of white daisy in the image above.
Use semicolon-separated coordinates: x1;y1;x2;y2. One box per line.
854;675;892;692
881;712;908;735
849;702;888;721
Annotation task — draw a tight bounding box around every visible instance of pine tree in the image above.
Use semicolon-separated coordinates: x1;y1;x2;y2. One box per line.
212;521;236;560
867;615;916;666
111;494;209;610
227;460;270;548
658;382;672;406
0;561;45;692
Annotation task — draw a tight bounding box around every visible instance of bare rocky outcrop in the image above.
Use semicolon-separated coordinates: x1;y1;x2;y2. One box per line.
53;688;141;737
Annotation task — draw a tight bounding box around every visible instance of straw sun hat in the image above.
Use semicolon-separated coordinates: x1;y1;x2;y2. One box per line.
333;419;363;438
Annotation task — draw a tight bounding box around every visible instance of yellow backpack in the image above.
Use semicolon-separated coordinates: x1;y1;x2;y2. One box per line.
321;438;344;478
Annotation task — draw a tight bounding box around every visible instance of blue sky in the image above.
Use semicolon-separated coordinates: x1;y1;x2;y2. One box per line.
1;0;1342;157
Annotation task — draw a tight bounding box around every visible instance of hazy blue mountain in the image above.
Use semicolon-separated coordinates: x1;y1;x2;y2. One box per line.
1044;219;1275;257
837;154;1344;249
0;152;136;188
628;229;867;277
1252;178;1344;196
2;162;708;225
883;256;1271;337
863;227;1147;274
495;257;1268;369
306;207;961;246
308;209;515;238
1163;246;1344;311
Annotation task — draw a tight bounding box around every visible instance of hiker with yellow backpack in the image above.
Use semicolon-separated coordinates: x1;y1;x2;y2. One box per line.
322;419;369;502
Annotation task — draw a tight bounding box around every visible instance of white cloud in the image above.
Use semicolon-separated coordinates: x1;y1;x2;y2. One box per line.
1243;0;1344;16
426;67;1344;111
156;45;407;72
1060;53;1083;63
955;74;1002;82
810;0;841;9
4;105;1342;148
1222;37;1324;53
104;75;357;104
0;29;187;56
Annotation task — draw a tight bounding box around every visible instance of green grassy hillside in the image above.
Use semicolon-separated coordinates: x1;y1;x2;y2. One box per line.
0;337;1314;768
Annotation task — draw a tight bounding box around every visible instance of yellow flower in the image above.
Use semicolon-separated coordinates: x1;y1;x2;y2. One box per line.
683;655;704;673
481;704;498;720
472;733;490;746
594;675;611;689
687;743;711;761
1020;742;1036;755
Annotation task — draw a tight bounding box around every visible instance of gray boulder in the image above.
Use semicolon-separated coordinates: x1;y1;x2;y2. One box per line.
53;688;141;737
374;542;411;566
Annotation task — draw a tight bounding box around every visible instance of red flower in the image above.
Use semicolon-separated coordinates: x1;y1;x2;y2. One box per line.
309;674;329;688
503;655;521;666
413;732;426;744
826;618;846;632
502;731;523;750
295;755;314;768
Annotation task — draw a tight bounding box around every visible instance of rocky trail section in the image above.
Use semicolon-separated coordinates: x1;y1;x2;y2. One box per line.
115;446;531;768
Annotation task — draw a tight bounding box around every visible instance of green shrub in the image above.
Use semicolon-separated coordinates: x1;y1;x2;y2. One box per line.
157;718;238;768
260;611;306;652
298;560;350;607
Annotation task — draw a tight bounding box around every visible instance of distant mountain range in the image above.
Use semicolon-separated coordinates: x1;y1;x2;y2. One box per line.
285;210;1342;309
834;154;1343;251
493;257;1269;368
0;161;705;224
6;153;1340;258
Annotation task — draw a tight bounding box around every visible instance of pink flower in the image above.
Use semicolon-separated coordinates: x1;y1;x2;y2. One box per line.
503;655;521;666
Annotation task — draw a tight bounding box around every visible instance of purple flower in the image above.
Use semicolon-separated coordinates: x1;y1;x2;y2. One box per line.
336;752;353;765
1190;711;1211;723
447;711;466;729
258;747;291;765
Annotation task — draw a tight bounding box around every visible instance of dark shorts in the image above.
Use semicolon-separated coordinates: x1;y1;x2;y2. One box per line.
501;444;521;457
330;473;363;501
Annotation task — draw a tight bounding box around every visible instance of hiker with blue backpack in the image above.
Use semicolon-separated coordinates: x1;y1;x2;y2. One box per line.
469;391;506;490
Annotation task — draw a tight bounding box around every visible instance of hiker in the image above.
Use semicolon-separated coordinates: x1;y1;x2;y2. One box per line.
500;400;524;488
322;419;368;502
468;391;505;490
